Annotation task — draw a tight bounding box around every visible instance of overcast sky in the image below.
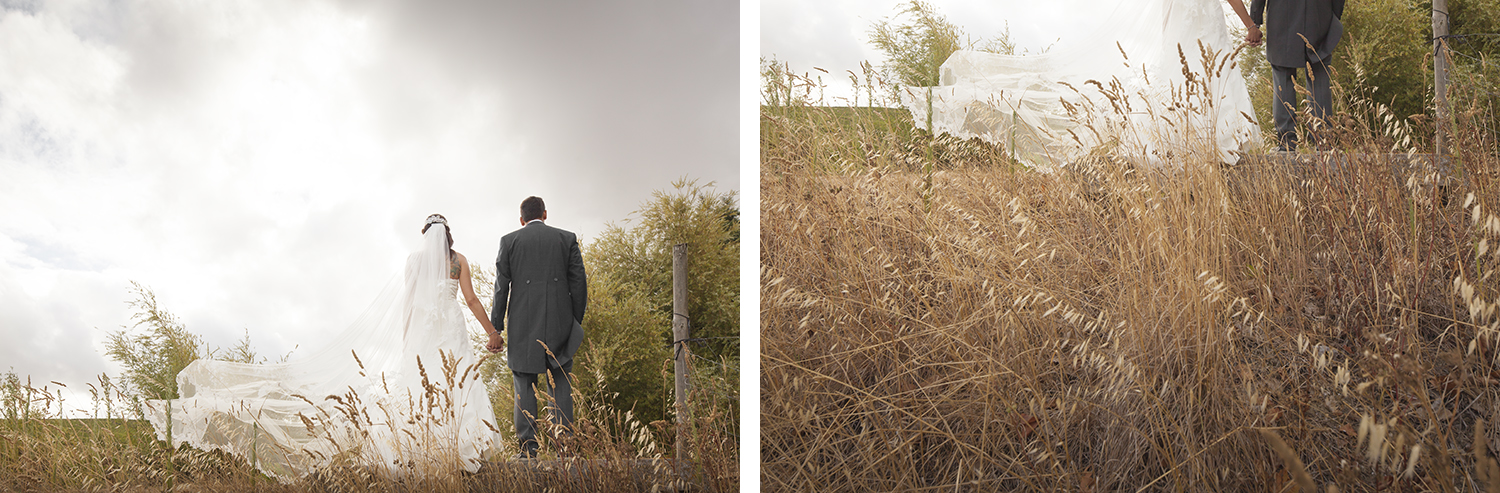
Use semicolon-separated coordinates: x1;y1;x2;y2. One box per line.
761;0;1244;104
0;0;736;414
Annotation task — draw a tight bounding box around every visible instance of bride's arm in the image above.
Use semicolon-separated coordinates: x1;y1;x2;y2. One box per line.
456;253;502;340
1225;0;1262;46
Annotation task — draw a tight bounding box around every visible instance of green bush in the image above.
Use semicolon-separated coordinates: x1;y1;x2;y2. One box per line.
579;178;739;426
102;282;269;417
102;282;206;409
867;0;1018;105
1330;0;1499;143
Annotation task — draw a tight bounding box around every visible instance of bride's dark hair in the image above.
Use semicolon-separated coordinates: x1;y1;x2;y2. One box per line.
422;214;455;260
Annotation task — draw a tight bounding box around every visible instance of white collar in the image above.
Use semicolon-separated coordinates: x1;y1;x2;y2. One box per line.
526;219;544;225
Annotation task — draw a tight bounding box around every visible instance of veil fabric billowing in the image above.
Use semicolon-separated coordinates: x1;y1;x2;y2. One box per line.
903;0;1262;166
143;224;500;481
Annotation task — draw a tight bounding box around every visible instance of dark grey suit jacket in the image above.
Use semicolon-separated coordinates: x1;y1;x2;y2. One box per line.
1251;0;1345;68
490;221;588;374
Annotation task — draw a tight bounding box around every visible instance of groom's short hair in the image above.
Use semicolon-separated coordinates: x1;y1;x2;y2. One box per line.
521;196;546;222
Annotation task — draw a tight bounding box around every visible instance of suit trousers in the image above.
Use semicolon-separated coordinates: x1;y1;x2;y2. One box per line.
512;360;573;458
1271;60;1333;151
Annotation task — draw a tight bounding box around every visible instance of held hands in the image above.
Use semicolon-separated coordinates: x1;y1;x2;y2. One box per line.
1245;26;1263;47
487;332;505;353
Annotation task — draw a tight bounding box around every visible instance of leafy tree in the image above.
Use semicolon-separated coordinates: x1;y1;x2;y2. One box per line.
1335;0;1432;122
761;56;818;108
869;0;1017;104
868;1;963;91
102;282;267;416
579;178;740;425
2;370;30;420
1447;0;1500;56
0;370;66;420
570;271;673;423
103;282;206;404
1441;0;1500;134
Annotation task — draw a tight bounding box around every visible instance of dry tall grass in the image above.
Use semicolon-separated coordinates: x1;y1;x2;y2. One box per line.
761;62;1500;490
2;362;736;492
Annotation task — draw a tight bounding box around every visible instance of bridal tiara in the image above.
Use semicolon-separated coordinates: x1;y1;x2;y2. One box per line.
425;214;447;226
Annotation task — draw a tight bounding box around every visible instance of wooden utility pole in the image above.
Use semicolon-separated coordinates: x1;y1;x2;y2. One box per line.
1434;0;1450;156
671;243;690;463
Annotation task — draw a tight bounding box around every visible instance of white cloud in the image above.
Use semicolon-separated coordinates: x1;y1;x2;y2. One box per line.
0;0;737;415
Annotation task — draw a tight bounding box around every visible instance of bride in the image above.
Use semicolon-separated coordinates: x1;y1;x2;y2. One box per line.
903;0;1265;166
144;214;503;481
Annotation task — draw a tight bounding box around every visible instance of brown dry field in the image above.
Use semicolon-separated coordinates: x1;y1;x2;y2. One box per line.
761;94;1500;491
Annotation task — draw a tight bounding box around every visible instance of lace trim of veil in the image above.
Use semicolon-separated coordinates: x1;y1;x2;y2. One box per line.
903;0;1262;167
143;223;498;481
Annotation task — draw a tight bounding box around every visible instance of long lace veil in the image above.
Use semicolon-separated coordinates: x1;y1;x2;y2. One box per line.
903;0;1262;166
144;223;495;481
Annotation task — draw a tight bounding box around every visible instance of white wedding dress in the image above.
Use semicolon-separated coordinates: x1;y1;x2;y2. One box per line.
903;0;1262;166
144;224;500;482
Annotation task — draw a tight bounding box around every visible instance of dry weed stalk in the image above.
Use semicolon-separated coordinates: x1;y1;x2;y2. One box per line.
763;47;1500;491
2;348;734;492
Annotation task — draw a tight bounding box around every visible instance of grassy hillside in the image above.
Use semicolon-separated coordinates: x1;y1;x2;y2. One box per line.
1;390;734;492
761;87;1500;490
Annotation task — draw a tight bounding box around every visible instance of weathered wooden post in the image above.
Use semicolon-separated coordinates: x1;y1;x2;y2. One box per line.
1433;0;1450;156
672;243;690;463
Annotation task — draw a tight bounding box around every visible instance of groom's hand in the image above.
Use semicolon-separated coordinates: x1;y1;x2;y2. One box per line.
487;332;505;353
1246;26;1263;47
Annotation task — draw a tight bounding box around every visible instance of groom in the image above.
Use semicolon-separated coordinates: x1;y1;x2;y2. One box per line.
1250;0;1345;151
488;196;588;459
